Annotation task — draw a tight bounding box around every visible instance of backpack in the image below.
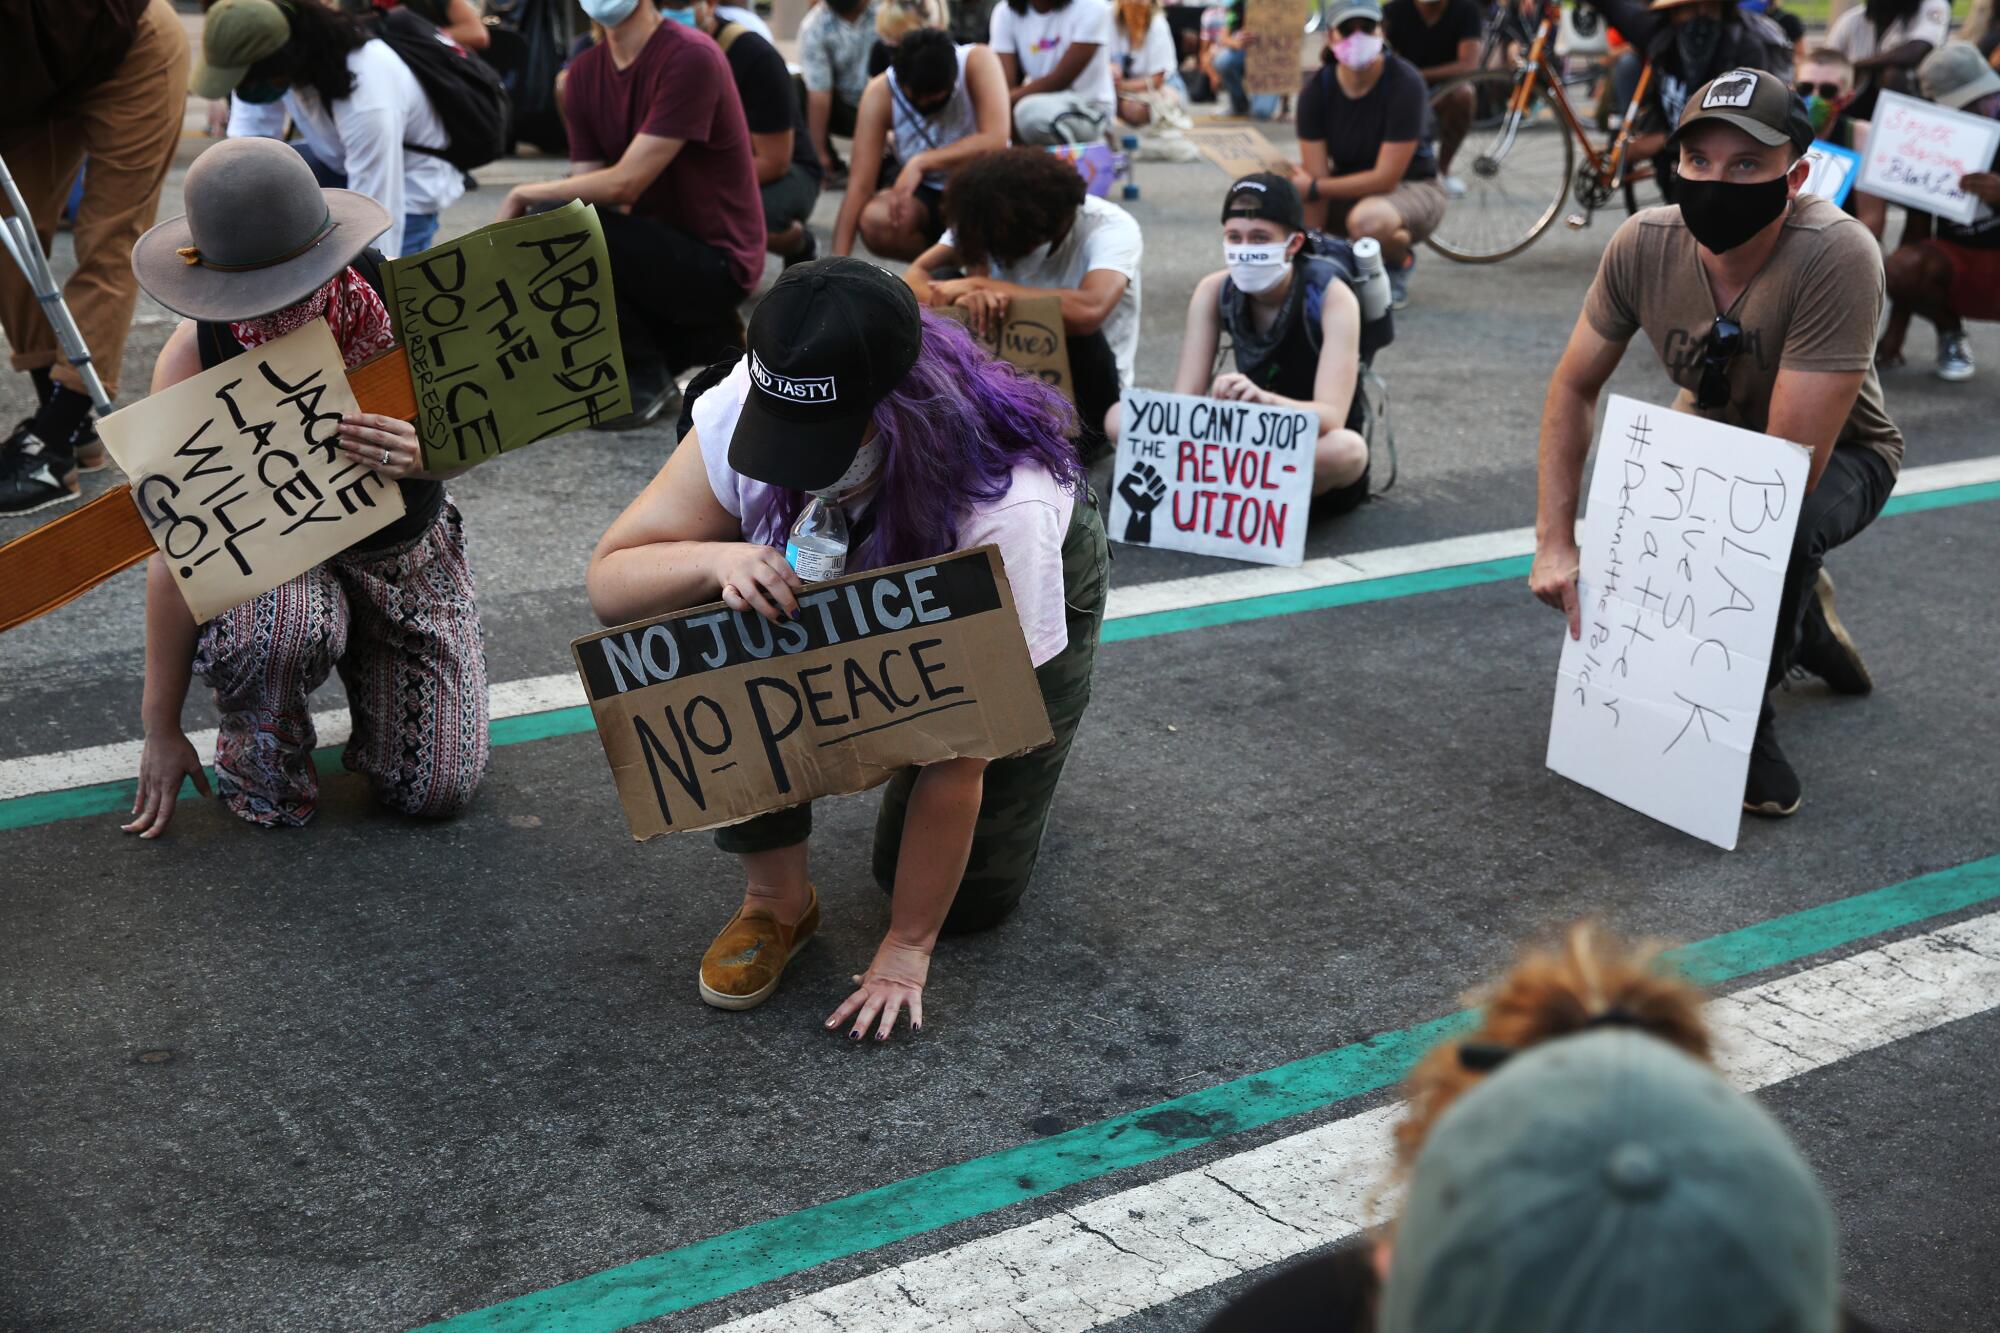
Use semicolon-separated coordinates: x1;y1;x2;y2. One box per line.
373;6;512;171
1294;230;1395;362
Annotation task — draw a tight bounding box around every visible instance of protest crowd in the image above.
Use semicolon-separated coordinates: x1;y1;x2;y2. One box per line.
5;0;2000;1327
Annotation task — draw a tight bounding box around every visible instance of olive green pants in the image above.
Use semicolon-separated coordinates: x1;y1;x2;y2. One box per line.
714;499;1109;934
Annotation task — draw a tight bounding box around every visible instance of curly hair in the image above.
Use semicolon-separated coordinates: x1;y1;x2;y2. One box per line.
245;1;372;109
1392;923;1712;1175
941;148;1089;267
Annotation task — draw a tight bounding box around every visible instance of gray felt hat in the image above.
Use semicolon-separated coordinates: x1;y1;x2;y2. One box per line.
1918;42;2000;111
1381;1030;1841;1333
132;137;390;323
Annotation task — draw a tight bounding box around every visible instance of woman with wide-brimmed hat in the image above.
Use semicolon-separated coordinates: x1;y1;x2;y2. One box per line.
121;136;489;838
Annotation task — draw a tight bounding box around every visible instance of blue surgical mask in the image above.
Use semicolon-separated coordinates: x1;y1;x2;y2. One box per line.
661;5;698;24
579;0;642;24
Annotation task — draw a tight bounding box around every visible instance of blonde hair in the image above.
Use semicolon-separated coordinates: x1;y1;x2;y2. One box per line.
877;0;950;42
1392;923;1712;1174
1119;0;1158;47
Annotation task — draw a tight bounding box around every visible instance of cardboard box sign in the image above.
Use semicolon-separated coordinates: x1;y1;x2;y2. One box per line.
95;321;404;623
572;546;1056;840
1242;0;1313;95
1544;395;1810;850
384;200;632;470
938;295;1075;403
1187;126;1296;181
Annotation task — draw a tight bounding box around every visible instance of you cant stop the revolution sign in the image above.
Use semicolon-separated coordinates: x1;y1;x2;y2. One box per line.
572;548;1055;840
1109;388;1316;566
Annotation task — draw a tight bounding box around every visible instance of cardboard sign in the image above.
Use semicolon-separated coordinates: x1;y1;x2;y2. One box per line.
1107;388;1316;567
1545;395;1810;850
95;322;404;624
1855;90;2000;226
572;547;1055;840
384;201;631;470
1801;139;1861;208
1187;126;1295;180
939;295;1075;403
1242;0;1312;95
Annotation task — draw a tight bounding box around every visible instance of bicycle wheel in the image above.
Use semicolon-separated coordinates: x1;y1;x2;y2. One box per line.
1426;69;1576;264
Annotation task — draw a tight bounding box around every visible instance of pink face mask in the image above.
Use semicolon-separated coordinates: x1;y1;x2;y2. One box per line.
1333;31;1383;68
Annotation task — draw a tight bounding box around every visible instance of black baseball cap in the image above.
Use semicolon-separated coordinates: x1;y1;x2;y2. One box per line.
1671;68;1815;156
729;258;923;492
1221;172;1305;232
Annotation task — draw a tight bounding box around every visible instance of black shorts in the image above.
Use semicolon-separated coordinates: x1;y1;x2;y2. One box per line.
911;181;946;241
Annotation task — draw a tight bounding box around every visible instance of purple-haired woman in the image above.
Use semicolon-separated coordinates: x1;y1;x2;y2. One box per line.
588;259;1107;1041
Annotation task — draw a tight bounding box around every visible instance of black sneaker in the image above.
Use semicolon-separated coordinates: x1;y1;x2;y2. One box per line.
783;226;819;270
591;359;681;433
1791;569;1872;695
1743;704;1801;818
0;429;81;516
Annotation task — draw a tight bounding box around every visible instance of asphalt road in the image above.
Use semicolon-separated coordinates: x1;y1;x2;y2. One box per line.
4;117;2000;1333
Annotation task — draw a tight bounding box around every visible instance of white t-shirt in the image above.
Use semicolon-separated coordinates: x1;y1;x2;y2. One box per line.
227;39;464;260
1825;0;1952;61
944;193;1143;388
989;0;1118;121
692;359;1077;666
1110;12;1177;82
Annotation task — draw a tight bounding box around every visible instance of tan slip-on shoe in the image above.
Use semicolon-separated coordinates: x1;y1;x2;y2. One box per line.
698;886;820;1011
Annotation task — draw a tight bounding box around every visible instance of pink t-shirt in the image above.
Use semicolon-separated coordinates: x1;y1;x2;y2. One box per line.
692;359;1077;667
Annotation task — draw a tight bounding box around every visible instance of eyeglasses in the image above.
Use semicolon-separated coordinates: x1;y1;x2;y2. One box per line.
1696;315;1742;411
1796;81;1844;99
1336;17;1378;35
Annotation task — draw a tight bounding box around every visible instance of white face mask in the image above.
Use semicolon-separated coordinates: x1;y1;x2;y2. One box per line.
809;436;886;498
580;0;642;25
1225;242;1291;295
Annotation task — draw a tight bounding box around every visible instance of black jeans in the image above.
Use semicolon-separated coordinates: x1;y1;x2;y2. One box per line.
597;208;750;375
1766;442;1897;690
1067;328;1121;462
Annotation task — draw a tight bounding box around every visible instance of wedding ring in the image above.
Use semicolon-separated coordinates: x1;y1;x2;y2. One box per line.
380;448;391;466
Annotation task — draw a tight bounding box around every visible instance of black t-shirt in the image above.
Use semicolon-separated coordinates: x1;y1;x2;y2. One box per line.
1297;54;1437;181
1940;142;2000;250
718;22;823;181
1382;0;1483;74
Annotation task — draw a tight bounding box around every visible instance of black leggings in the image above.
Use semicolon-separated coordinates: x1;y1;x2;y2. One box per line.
1067;328;1121;462
597;209;751;375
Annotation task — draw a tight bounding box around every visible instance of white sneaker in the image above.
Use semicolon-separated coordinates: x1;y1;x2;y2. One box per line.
1442;174;1467;200
1936;333;1976;382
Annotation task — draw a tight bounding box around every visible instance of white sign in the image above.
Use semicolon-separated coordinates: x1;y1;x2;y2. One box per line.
1801;139;1861;208
1856;90;2000;226
1545;396;1810;850
1109;388;1317;567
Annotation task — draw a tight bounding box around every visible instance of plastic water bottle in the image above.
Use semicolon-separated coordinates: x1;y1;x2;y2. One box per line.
1351;238;1392;323
785;494;849;583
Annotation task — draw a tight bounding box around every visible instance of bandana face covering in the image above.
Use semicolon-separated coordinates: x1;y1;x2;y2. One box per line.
1674;16;1724;78
1803;93;1837;135
808;436;887;499
229;268;397;368
1225;242;1291;294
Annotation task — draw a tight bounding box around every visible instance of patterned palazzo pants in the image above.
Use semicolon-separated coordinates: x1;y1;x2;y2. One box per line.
192;503;490;828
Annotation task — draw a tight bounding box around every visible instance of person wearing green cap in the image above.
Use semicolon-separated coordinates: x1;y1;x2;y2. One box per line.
196;0;463;260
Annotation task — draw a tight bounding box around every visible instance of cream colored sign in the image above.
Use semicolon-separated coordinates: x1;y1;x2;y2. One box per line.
97;321;404;623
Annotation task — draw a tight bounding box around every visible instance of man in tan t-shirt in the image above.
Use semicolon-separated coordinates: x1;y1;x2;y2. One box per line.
1531;67;1902;819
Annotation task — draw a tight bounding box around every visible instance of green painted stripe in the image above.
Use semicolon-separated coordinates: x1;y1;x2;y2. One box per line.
420;853;2000;1332
4;475;1996;840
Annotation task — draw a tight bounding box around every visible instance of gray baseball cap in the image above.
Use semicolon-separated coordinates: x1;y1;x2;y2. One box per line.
1918;42;2000;111
1324;0;1384;29
1381;1031;1840;1333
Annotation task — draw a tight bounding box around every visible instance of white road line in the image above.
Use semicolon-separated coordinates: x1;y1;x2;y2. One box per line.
5;454;1998;804
707;911;2000;1332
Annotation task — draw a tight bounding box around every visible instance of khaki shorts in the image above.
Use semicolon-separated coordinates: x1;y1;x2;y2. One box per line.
1327;178;1449;245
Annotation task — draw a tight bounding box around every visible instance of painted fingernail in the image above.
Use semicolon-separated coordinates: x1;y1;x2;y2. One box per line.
849;1030;863;1041
877;1032;888;1042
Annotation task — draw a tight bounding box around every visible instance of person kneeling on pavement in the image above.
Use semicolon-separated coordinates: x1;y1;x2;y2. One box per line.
502;0;767;431
1532;68;1899;820
905;147;1143;456
1880;43;2000;383
1144;172;1389;516
586;260;1108;1039
691;0;824;268
123;139;488;838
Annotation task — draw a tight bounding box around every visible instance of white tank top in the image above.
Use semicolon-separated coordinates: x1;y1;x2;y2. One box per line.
888;44;980;192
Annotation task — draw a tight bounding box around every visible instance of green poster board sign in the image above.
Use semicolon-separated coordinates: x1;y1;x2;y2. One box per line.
385;201;632;469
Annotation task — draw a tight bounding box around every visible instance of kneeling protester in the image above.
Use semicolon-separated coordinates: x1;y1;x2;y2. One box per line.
585;258;1110;1039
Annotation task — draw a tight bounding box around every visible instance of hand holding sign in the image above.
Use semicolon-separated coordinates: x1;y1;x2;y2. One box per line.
1856;91;2000;226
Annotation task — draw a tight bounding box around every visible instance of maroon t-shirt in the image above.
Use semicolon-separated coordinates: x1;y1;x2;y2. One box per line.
563;22;766;292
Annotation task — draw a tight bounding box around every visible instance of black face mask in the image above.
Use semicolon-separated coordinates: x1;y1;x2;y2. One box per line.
1674;16;1724;74
1675;173;1790;253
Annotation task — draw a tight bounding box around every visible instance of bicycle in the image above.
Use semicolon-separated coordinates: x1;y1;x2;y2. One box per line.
1425;0;1657;263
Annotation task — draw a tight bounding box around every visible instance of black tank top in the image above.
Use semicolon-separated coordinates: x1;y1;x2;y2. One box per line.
1221;257;1337;404
193;250;443;554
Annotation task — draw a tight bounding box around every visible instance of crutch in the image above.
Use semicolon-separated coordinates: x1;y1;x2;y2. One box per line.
0;150;114;416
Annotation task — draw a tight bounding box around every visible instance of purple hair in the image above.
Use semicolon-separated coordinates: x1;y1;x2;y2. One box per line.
749;310;1085;568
